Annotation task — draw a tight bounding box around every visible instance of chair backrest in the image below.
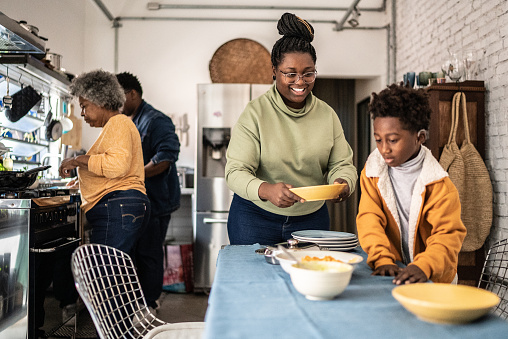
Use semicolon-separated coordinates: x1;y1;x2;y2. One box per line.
478;239;508;319
71;243;166;339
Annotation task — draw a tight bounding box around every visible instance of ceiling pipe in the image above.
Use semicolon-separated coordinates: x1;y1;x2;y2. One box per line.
390;0;397;84
146;2;385;12
89;0;387;33
91;0;115;21
334;0;362;31
118;16;388;33
119;16;337;25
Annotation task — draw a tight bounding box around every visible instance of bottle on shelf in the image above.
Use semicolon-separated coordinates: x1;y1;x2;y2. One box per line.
3;154;13;171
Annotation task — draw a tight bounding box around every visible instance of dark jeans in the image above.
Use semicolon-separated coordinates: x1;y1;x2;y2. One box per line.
86;189;151;256
227;194;330;246
135;214;171;308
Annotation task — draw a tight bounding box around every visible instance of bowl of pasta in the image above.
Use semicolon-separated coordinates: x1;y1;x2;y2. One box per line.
275;250;363;274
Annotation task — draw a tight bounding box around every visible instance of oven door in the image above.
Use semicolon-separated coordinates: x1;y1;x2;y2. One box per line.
28;235;81;338
0;209;29;339
30;237;81;254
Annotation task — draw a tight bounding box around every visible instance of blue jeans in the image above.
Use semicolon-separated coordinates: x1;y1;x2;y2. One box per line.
227;194;330;246
86;189;151;256
135;214;171;308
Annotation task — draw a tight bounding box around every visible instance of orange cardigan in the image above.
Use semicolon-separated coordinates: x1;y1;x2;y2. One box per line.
78;114;146;213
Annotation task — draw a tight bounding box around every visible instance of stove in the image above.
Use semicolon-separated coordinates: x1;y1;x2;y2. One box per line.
0;187;81;338
0;187;73;199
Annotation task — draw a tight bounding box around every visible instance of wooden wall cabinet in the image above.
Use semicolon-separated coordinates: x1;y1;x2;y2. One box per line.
425;80;486;286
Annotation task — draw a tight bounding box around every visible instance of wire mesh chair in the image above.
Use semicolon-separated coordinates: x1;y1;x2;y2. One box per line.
478;239;508;319
71;243;204;339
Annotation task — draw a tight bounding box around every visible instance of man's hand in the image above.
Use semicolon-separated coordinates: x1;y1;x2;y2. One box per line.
145;160;170;178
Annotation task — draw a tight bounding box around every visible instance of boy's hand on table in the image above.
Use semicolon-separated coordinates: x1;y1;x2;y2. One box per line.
372;264;401;277
393;264;428;285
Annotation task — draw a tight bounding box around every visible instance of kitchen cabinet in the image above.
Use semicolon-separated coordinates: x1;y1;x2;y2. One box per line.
425;80;486;286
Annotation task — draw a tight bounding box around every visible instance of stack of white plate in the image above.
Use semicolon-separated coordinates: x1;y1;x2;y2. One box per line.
292;230;358;251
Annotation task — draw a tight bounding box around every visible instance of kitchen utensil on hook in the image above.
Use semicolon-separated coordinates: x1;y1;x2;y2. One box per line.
10;83;42;122
61;99;73;134
44;95;63;141
3;72;13;116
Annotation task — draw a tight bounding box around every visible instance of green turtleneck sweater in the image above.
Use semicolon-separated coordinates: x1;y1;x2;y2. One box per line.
225;84;357;216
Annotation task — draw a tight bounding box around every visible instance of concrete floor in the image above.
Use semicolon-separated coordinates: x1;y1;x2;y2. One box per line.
41;291;209;338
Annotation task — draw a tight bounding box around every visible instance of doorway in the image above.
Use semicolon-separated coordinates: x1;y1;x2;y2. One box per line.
312;78;370;235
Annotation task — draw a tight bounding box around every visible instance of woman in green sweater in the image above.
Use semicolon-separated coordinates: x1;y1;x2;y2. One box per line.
225;13;358;245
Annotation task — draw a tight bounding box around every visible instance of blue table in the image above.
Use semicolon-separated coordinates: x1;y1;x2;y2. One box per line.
203;245;508;339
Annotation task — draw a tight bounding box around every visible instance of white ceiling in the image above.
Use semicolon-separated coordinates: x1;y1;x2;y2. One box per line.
96;0;387;20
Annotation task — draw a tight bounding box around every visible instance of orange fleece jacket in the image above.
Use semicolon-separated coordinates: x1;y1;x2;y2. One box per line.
356;146;466;283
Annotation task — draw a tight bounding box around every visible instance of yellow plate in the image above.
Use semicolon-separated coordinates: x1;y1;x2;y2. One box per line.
392;283;500;324
289;184;347;202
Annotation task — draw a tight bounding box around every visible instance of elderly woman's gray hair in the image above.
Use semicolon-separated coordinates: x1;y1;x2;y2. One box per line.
70;69;125;111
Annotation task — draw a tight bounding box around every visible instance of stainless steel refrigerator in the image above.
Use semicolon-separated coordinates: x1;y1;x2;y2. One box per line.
194;83;271;291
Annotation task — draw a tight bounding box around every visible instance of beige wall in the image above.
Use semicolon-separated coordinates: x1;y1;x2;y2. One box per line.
2;1;390;168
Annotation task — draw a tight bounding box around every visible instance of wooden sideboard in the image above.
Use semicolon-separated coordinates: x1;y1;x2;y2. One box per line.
425;80;486;286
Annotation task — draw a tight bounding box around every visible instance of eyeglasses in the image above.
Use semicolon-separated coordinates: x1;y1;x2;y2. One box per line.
278;70;317;84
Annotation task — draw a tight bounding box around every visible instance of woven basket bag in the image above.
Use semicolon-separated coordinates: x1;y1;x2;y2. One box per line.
438;91;493;252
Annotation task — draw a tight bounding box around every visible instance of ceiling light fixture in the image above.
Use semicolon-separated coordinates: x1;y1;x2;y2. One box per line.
348;7;361;28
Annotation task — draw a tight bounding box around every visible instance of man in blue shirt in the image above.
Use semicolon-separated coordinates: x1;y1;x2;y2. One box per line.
116;72;180;312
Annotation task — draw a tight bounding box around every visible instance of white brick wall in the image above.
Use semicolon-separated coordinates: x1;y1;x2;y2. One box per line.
396;0;508;249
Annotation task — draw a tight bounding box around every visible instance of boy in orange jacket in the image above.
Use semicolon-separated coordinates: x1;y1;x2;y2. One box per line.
356;84;466;284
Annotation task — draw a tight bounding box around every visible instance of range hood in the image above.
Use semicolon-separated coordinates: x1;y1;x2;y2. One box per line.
0;11;45;56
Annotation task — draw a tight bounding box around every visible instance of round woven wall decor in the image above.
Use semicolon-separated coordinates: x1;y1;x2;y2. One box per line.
209;38;273;84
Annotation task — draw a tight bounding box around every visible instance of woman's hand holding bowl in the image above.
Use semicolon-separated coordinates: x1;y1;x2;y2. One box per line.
330;178;350;203
259;182;302;207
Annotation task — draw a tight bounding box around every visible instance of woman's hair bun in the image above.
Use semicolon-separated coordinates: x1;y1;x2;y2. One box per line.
277;12;314;43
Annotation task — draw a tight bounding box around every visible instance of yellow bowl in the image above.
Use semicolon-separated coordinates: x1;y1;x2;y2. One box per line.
289;184;347;202
392;283;500;324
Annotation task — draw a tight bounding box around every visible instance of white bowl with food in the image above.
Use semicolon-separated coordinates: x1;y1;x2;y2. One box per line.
275;250;363;274
289;261;353;300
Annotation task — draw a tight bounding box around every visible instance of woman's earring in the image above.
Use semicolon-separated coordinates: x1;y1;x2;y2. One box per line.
272;75;276;81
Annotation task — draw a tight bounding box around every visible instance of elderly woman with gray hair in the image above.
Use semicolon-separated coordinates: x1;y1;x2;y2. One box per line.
59;69;150;255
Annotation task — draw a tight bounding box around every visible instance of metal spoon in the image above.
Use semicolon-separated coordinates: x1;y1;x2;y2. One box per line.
277;244;299;263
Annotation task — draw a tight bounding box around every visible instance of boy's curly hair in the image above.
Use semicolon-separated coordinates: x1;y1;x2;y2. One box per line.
368;83;431;133
70;69;125;111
